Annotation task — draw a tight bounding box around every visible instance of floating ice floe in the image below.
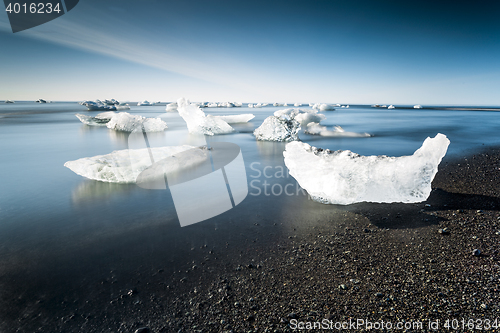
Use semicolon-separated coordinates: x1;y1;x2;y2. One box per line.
165;102;178;112
137;100;155;106
283;133;450;205
80;100;130;111
211;114;255;124
305;123;371;137
273;108;326;127
319;104;336;111
106;112;168;132
177;98;234;135
388;105;395;109
414;105;423;109
254;112;300;142
64;146;208;183
75;111;116;126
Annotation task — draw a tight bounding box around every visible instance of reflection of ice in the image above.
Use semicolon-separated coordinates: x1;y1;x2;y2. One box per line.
70;180;137;206
284;133;450;205
305;123;371;137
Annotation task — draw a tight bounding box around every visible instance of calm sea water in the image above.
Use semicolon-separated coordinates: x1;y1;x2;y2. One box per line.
1;102;499;272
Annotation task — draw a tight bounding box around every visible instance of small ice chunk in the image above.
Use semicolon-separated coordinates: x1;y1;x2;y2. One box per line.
75;114;111;126
95;111;116;120
414;105;423;109
137;100;155;106
319;103;336;111
253;116;300;142
388;105;395;109
273;108;326;127
64;146;207;183
283;133;450;205
177;98;234;135
211;114;255;123
305;123;371;137
166;102;178;112
106;112;168;132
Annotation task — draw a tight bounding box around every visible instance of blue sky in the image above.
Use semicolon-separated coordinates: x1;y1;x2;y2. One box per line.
1;0;500;105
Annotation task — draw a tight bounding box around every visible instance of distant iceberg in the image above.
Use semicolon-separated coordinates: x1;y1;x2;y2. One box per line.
177;98;234;135
35;99;47;103
4;100;14;103
81;100;130;111
319;103;336;111
64;145;208;183
283;133;450;205
274;109;326;127
137;100;155;106
388;105;395;109
414;105;423;109
211;114;255;124
305;123;371;137
106;112;167;132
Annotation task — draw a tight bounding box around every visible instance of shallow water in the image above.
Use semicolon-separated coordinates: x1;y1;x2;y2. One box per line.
1;102;500;276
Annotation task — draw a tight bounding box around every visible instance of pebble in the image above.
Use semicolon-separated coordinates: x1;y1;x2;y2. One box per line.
134;328;150;333
438;228;450;235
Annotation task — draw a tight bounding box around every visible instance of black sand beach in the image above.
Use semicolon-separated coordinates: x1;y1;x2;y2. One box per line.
2;148;500;333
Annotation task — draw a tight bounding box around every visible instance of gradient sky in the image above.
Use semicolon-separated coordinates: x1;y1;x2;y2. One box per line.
1;0;500;105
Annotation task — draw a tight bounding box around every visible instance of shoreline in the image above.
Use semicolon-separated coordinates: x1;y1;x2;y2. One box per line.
2;146;500;332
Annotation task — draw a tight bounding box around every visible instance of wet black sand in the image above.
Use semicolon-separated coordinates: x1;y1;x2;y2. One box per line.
2;148;500;332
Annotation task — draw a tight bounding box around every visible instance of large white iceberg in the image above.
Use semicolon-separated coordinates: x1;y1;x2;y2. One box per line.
106;112;168;132
64;146;208;183
211;114;255;124
283;133;450;205
305;123;371;137
253;116;300;142
177;98;234;135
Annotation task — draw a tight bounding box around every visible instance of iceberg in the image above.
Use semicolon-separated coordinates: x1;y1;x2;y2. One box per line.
75;111;116;126
137;100;155;106
177;98;234;135
80;100;130;111
165;102;178;112
414;105;423;109
305;123;371;137
273;108;326;127
319;103;336;111
254;115;300;142
388;105;395;109
211;114;255;124
64;146;208;183
283;134;450;205
106;112;168;132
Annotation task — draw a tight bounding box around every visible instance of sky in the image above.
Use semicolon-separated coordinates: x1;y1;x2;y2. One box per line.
1;0;500;105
